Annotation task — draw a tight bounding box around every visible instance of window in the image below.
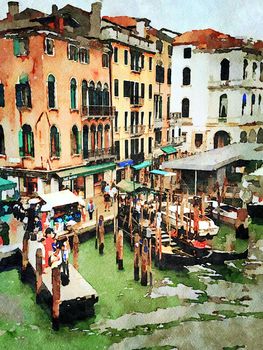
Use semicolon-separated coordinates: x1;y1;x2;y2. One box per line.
252;62;257;80
123;80;131;97
68;45;78;61
45;38;54;55
195;134;203;148
148;112;152;128
242;93;247;115
102;53;109;68
0;83;5;107
81;80;88;114
19;124;34;157
167;96;170;117
125;139;129;159
70;78;77;109
13;38;29;56
140;138;144;153
183;67;191;85
149;84;152;99
50;125;60;158
131;50;141;72
259;94;262;107
102;83;109;106
156;62;164;83
168;45;173;57
83;125;89;159
156;40;163;53
141;83;145;99
71;125;80;155
182;98;190;118
114;111;118;131
141;54;144;69
114;79;119;97
47;74;56;109
124;111;128;131
16;74;32;109
88;81;95;106
0;126;5;155
260;62;263;82
149;57;153;71
251;94;255;115
243;59;248;80
124;50;128;65
79;48;89;64
95;82;102;106
115;140;120;160
154;95;162;119
220;58;230;81
141;112;144;125
184;48;191;59
148;137;152;154
167;68;172;85
113;47;118;63
219;94;228;119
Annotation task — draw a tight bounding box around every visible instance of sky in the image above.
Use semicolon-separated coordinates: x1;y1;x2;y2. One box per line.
0;0;262;40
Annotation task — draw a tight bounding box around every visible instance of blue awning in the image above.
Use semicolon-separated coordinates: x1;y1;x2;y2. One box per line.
117;159;134;168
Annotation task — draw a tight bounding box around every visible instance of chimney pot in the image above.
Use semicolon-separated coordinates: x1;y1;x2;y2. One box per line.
8;1;19;17
52;4;58;14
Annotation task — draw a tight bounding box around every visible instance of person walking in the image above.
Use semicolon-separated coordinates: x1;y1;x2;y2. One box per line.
86;199;95;220
104;192;111;212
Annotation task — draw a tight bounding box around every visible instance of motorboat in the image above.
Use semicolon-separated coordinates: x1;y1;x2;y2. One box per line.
161;205;219;237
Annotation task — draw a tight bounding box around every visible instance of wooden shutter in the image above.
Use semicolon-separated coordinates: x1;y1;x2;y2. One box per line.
15;84;23;108
123;81;130;97
18;129;24;156
13;39;20;56
0;84;4;107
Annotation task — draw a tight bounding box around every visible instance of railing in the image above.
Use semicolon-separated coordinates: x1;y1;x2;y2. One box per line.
218;116;227;123
129;125;145;135
170;136;185;145
84;147;115;160
81;105;114;117
168;112;182;120
130;97;144;107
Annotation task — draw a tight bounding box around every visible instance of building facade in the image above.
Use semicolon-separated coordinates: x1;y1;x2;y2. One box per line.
171;29;263;153
0;2;115;198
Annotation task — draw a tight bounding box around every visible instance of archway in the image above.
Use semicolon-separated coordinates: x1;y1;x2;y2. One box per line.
248;129;256;143
213;130;230;149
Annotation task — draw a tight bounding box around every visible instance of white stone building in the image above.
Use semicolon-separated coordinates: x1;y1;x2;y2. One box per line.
170;29;263;153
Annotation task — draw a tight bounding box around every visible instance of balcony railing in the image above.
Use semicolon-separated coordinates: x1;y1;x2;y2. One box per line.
84;147;115;160
168;112;182;120
130;97;144;107
82;105;114;118
129;125;145;135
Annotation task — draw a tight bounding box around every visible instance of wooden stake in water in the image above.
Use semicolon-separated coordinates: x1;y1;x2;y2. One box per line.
129;200;133;251
36;248;43;304
73;232;79;271
134;233;140;281
21;231;30;282
95;208;98;249
148;237;153;287
117;230;124;270
141;238;148;286
98;215;105;255
52;267;61;331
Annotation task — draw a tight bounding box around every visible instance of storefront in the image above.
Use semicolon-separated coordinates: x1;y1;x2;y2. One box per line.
116;159;134;183
161;146;177;161
131;160;152;185
56;162;116;199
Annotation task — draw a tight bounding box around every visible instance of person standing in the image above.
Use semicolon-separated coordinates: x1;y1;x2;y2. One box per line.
44;228;54;269
61;243;69;278
86;199;95;220
104;192;111;212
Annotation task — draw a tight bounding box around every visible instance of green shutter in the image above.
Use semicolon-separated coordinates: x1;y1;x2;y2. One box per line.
30;132;34;157
13;39;20;56
18;129;24;156
70;131;74;155
77;130;82;154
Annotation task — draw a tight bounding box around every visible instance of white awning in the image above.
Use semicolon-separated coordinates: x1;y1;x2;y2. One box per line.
39;190;84;209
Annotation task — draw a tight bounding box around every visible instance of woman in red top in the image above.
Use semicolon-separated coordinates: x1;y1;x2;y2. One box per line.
44;228;54;268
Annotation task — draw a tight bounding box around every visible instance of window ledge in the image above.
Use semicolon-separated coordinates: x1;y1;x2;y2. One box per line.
70;109;79;113
72;154;80;158
21;156;34;160
50;156;60;160
48;108;59;112
181;84;191;88
17;106;32;111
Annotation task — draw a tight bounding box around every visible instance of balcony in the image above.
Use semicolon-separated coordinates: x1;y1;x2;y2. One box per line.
81;105;114;118
129;125;145;136
168;112;182;126
170;136;185;145
130;152;145;165
154;118;163;128
84;147;116;161
130;97;144;108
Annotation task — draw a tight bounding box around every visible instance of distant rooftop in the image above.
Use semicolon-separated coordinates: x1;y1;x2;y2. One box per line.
102;16;137;28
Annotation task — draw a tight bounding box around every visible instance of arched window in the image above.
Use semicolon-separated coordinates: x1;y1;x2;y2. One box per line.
260;62;263;82
88;81;95;107
90;124;96;151
252;62;257;80
259;94;262;107
182;67;191;85
155;61;164;83
242;93;247;115
220;59;230;81
219;94;228;119
19;124;34;157
70;78;77;109
102;83;109;108
98;124;103;149
0;83;5;107
71;125;80;155
167;67;172;85
50;125;60;157
240;131;247;143
251;94;256;115
16;73;32;108
257;128;263;144
182;98;190;118
81;80;88;115
0;125;5;154
83;125;89;159
102;53;109;68
48;74;56;109
243;59;248;80
95;82;102;106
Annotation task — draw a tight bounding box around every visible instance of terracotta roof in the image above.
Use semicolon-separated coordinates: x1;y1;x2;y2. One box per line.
173;28;245;50
253;40;263;50
102;16;136;28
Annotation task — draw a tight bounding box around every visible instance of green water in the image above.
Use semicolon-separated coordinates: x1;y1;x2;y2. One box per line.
0;222;262;350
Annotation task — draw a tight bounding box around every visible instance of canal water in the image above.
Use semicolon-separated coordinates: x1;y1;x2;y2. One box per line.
0;220;262;349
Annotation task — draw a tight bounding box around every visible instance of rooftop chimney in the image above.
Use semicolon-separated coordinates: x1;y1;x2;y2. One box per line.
52;4;58;14
89;2;102;38
8;1;19;17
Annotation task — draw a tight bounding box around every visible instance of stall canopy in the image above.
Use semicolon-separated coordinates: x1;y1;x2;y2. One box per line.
39;190;84;209
116;180;142;193
56;162;116;180
150;170;177;177
117;159;134;168
161;146;177;155
0;178;16;191
132;160;152;171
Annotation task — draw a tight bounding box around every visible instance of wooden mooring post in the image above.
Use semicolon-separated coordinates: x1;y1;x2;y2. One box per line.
117;230;124;270
141;238;148;286
73;232;79;271
21;231;30;282
51;267;61;331
134;233;140;281
35;248;43;304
